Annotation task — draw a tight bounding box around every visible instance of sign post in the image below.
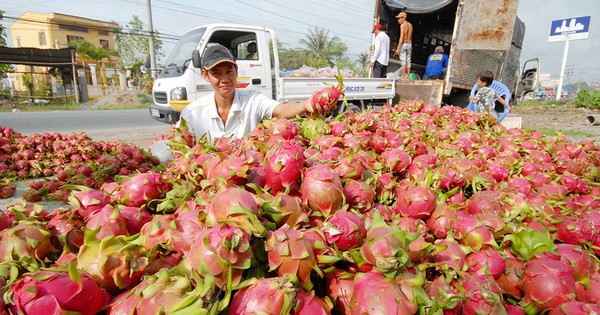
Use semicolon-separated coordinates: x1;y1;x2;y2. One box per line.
548;16;591;101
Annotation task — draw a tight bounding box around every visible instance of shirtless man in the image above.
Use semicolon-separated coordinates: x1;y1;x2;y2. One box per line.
394;12;413;80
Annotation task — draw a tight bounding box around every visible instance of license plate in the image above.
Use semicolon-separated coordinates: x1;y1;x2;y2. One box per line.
150;109;160;117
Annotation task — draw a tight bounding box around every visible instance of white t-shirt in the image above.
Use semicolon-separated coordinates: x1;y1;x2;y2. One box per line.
371;31;390;66
180;89;279;142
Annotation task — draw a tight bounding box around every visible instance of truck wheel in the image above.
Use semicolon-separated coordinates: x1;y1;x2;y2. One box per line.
345;104;361;112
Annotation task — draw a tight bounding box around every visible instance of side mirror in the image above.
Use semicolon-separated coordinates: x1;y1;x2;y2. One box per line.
140;65;148;74
192;50;202;68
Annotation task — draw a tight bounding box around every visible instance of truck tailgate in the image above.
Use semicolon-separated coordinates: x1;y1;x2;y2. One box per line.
395;80;445;106
277;77;395;103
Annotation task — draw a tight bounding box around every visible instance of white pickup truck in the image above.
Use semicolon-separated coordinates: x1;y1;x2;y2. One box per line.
149;24;396;124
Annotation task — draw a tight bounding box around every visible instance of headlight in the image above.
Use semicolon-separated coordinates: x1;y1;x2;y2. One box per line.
170;87;187;101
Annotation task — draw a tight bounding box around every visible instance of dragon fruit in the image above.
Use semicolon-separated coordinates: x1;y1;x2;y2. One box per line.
356;211;419;277
466;247;506;279
342;180;375;212
0;221;57;271
107;267;224;314
85;205;130;239
300;164;344;218
260;192;309;229
310;72;346;115
265;224;321;288
547;301;600;315
323;209;367;250
380;148;412;174
458;273;506;315
393;184;436;219
116;172;171;208
265;140;305;194
292;290;333;315
204;186;266;237
185;224;251;288
6;265;111;315
519;256;577;313
264;117;299;139
67;187;111;219
349;270;417;315
76;230;148;294
229;276;296;315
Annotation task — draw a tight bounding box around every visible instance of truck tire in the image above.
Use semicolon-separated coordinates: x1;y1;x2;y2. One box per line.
345;104;361;112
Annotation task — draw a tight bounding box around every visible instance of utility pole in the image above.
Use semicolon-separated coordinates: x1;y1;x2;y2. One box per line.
146;0;157;77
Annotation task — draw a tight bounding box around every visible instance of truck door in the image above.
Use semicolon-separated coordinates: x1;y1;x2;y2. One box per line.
515;58;540;103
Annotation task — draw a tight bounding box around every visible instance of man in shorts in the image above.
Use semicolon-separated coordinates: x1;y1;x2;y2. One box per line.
394;12;413;80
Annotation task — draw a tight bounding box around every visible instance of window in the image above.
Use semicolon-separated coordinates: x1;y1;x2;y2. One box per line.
16;36;21;47
38;31;47;46
99;39;109;50
66;35;84;43
59;24;88;33
98;30;109;36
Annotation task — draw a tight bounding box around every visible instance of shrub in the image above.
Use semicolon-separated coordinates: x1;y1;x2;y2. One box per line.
574;89;600;109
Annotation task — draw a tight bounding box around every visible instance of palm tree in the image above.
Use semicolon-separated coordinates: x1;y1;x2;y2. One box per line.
300;27;347;68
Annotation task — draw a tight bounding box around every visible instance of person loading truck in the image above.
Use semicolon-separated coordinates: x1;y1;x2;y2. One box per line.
394;12;413;80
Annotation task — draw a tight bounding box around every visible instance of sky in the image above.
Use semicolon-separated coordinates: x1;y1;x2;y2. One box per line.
0;0;599;83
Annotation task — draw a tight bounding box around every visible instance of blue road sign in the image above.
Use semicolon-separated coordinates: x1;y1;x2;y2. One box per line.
549;16;591;42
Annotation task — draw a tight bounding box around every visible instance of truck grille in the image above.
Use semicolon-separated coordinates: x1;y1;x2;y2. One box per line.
154;92;168;104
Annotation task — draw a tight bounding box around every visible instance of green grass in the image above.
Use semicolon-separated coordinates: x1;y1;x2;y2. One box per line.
516;99;568;108
529;127;596;139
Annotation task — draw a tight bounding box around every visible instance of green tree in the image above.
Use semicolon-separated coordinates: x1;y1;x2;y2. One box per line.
300;27;348;68
115;15;164;69
0;10;15;79
68;40;108;63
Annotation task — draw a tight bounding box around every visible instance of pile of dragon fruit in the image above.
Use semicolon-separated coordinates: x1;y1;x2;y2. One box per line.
1;99;600;314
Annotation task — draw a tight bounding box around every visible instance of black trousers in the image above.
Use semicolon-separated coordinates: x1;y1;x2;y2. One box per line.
373;61;388;78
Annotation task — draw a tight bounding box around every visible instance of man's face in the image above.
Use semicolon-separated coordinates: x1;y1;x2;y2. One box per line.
397;16;405;23
202;62;237;97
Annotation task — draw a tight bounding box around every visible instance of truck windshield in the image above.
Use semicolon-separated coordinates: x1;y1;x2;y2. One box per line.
163;27;206;69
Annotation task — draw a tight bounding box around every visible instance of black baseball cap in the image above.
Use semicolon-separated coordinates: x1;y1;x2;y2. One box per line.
201;44;237;70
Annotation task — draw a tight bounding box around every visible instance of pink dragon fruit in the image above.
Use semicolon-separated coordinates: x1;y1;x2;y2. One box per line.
326;268;355;314
204;186;266;237
229;276;296;315
85;205;130;239
264;117;299;139
0;221;57;271
265;140;305;194
203;153;249;186
466;247;506;279
349;270;417;314
6;266;111;315
107;267;225;314
292;290;333;315
117;205;152;235
260;192;309;229
547;301;600;315
424;275;462;314
357;211;419;278
458;273;506;315
67;187;111;219
76;230;148;294
300;164;344;218
265;224;321;288
310;72;345;114
380;148;412;174
495;256;525;299
323;209;367;250
393;184;436;219
185;224;252;288
46;208;85;253
116;172;171;208
519;256;577;313
342;180;375;212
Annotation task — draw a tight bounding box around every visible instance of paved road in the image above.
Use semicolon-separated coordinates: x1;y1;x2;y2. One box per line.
0;109;172;147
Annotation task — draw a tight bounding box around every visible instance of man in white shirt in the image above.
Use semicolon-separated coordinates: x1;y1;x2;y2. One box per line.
180;44;324;142
370;24;390;78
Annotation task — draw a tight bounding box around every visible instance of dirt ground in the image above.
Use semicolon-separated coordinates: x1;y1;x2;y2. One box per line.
510;103;600;144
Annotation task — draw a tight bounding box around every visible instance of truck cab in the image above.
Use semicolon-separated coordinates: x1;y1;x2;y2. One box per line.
149;24;276;124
